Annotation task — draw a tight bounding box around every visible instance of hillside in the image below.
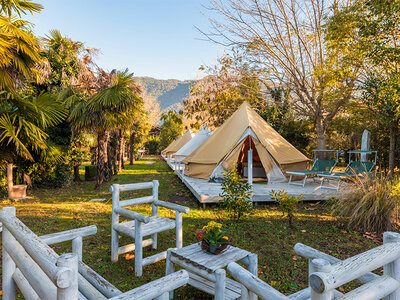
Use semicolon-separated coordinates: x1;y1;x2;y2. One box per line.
134;77;196;111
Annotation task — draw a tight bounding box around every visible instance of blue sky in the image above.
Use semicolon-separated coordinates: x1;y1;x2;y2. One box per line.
27;0;223;80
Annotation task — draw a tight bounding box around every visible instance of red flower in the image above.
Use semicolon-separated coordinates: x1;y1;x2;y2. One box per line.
196;231;204;241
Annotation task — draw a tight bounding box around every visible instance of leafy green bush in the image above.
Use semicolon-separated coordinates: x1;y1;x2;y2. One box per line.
0;169;7;197
85;165;97;181
331;175;400;232
219;167;253;221
23;161;73;188
145;136;160;154
270;190;303;226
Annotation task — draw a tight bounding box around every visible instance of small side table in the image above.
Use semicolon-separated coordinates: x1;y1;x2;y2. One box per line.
166;243;257;300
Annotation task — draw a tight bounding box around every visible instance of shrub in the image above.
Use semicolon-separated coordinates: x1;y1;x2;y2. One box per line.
219;167;253;221
270;190;303;226
331;175;400;232
0;169;7;197
85;165;97;181
145;136;160;155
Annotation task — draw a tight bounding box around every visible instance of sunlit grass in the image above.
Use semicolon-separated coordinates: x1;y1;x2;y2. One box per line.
0;156;379;298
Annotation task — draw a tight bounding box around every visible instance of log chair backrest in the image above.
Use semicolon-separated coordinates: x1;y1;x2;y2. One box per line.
110;180;159;217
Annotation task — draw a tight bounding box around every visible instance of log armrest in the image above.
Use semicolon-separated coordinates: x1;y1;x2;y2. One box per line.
153;200;190;214
114;207;151;223
227;262;289;300
108;270;189;300
40;225;97;245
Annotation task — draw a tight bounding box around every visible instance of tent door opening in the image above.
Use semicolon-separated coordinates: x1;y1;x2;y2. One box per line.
238;137;266;179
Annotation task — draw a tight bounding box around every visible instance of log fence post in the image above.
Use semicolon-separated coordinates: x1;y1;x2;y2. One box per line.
152;180;159;250
134;219;143;276
110;184;120;263
215;269;226;300
310;259;332;300
56;253;78;300
166;249;175;300
3;206;16;300
383;232;400;300
72;236;83;261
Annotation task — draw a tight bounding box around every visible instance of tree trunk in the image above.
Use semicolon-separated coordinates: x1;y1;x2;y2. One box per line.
118;129;125;172
129;131;136;165
389;121;398;174
112;132;118;175
315;116;326;150
96;131;109;189
73;164;81;182
106;140;112;181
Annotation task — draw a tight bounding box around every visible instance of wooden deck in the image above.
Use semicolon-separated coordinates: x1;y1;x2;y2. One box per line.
164;158;340;207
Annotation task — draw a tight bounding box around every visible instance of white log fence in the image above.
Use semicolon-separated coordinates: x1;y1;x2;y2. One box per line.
110;180;190;276
0;206;189;300
225;231;400;300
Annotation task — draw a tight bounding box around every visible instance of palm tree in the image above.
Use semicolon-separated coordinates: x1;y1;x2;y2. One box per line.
69;69;143;188
0;0;43;17
0;0;43;91
0;92;67;167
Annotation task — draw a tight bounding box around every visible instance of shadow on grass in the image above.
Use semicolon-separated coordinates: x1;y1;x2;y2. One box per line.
0;156;379;298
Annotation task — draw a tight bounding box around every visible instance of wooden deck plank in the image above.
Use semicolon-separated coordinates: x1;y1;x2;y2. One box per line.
165;158;339;205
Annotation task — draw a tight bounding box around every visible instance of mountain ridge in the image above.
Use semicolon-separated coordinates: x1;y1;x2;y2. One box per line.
134;76;196;111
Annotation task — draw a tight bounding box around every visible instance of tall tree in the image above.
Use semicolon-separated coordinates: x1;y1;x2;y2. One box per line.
201;0;357;149
69;70;143;188
326;0;400;172
159;110;184;150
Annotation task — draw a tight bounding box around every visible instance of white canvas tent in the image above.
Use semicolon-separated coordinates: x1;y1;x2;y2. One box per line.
174;126;213;162
183;102;310;182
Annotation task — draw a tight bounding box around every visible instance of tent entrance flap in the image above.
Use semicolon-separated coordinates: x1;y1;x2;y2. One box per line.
240;137;266;178
216;136;276;180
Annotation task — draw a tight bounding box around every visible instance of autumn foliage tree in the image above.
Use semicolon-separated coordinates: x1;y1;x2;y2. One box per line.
201;0;358;149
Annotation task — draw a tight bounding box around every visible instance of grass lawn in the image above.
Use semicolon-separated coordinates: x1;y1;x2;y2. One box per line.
0;156;380;298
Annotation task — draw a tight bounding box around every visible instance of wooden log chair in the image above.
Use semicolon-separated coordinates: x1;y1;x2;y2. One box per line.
0;206;189;300
110;180;190;276
225;232;400;300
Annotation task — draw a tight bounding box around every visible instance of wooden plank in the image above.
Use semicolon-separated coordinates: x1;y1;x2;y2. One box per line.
114;216;176;238
171;244;251;272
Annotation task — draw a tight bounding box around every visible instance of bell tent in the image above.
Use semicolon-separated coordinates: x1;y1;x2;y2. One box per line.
162;130;194;157
174;126;213;162
182;102;310;182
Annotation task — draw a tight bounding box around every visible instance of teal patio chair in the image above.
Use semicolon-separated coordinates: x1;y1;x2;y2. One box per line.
318;151;377;190
287;150;339;187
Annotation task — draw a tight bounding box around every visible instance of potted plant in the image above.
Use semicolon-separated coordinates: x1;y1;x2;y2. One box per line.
196;221;231;254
